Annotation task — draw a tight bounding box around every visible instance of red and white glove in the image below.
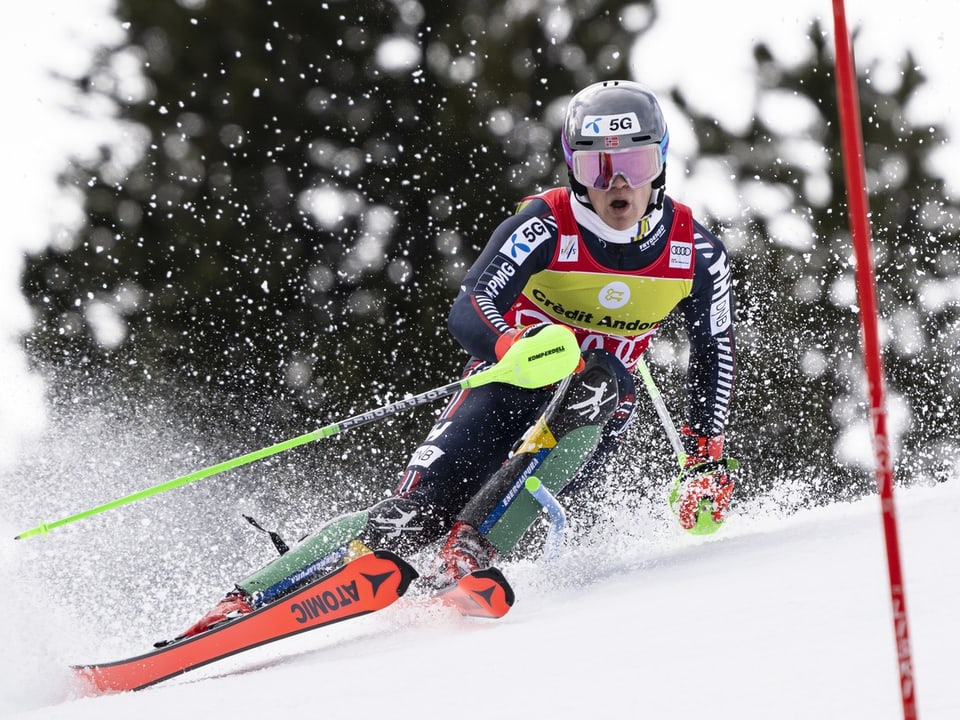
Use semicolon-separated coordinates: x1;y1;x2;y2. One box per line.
681;424;725;467
676;425;734;532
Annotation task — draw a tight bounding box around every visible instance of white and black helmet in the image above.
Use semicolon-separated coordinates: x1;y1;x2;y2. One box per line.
562;80;669;202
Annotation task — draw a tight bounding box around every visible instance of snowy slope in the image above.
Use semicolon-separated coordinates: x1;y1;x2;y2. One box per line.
4;4;960;720
3;478;958;720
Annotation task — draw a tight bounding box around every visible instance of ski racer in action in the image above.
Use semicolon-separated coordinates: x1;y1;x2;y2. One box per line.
174;79;736;641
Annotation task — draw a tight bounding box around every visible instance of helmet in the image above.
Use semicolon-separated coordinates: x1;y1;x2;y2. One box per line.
562;80;669;191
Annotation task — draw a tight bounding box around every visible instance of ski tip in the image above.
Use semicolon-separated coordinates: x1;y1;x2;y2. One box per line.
69;549;423;695
71;664;125;696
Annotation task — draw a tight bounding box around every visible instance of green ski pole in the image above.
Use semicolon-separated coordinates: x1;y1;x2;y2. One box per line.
15;324;581;540
637;355;738;535
636;355;688;468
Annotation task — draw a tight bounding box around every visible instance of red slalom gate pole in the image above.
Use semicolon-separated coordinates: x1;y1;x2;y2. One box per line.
831;2;917;717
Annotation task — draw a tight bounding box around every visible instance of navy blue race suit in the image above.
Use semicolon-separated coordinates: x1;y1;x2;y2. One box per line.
366;188;736;554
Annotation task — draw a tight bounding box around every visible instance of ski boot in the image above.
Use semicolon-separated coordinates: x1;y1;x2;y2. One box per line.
430;520;498;590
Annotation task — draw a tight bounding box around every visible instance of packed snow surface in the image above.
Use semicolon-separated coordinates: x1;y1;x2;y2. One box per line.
2;477;957;719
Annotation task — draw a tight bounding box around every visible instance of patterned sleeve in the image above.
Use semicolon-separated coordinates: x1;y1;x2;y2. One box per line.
679;221;736;437
447;199;558;362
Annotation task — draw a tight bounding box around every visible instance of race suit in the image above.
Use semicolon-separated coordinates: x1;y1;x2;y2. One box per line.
371;187;736;552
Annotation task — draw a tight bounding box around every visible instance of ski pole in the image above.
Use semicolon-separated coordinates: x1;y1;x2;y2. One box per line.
637;355;739;473
635;355;687;468
15;324;581;540
638;355;739;536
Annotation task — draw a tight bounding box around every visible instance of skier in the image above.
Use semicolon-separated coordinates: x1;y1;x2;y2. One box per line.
175;79;736;640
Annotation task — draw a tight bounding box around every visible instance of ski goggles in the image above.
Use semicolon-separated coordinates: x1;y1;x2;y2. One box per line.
571;144;664;190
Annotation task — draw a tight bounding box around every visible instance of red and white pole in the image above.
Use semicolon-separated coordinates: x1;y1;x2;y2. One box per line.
830;2;917;717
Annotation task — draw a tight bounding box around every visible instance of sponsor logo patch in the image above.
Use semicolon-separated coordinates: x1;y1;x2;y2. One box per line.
598;281;631;310
479;258;516;297
499;217;551;264
708;255;732;334
581;112;641;136
669;241;693;269
559;234;579;262
409;444;444;468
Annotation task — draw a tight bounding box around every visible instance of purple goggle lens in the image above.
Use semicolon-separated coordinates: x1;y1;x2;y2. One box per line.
571;145;663;190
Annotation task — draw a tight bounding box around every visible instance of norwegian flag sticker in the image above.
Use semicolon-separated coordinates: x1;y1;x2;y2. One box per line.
604;136;620;148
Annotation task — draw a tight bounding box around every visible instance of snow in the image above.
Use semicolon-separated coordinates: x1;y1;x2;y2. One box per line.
1;478;957;718
3;1;960;719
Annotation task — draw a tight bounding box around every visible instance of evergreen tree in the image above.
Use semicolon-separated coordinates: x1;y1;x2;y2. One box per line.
22;0;652;440
656;23;960;502
20;6;958;503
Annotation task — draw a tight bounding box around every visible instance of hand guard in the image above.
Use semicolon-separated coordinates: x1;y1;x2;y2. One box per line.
495;323;585;372
494;323;550;361
671;425;736;535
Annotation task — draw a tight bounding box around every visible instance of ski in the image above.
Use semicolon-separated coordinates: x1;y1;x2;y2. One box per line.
432;566;515;619
72;550;417;695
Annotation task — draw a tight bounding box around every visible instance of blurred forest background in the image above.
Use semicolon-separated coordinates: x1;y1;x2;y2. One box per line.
18;0;960;511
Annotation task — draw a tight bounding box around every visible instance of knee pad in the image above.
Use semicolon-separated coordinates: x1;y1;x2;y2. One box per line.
550;349;624;435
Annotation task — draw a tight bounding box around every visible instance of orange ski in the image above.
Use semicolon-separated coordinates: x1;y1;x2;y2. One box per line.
73;550;417;694
434;567;515;619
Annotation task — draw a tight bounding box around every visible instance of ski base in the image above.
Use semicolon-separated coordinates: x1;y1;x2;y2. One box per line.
72;550;417;694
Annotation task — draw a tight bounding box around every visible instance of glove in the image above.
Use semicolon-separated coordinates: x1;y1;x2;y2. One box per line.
673;425;734;534
681;424;725;466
